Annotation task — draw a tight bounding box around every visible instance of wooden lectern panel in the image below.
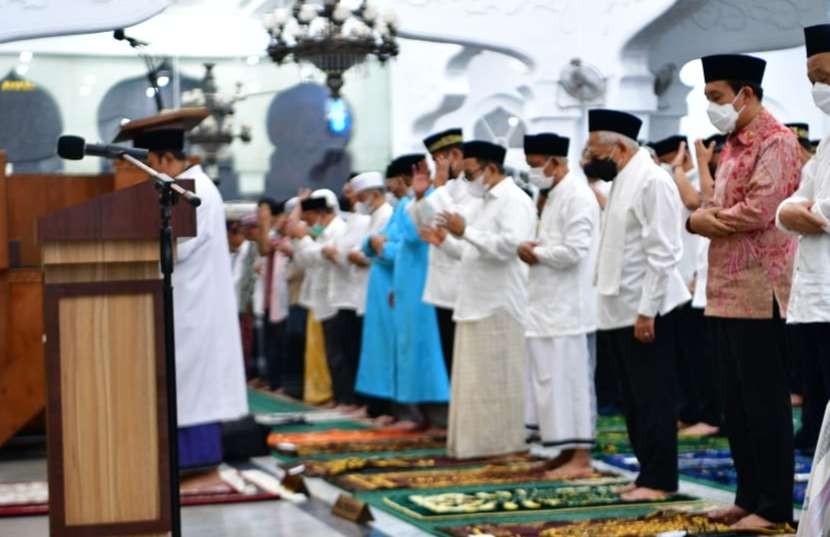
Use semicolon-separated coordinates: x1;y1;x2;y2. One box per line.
46;281;170;537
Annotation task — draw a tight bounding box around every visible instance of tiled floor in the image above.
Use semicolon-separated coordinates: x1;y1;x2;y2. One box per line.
0;439;429;537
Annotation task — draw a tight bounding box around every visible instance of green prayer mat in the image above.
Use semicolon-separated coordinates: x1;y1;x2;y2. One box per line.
247;389;369;433
381;484;697;521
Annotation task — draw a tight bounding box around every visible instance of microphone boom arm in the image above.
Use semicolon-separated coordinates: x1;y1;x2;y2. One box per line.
121;154;201;208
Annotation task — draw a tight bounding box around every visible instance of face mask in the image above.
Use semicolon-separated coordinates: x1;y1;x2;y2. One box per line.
812;82;830;115
406;187;415;198
309;223;324;238
582;147;619;182
528;160;554;190
707;90;743;134
385;192;398;207
354;201;370;215
660;162;674;174
467;173;488;198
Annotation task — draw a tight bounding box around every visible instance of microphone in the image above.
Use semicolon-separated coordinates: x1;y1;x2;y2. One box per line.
113;29;149;47
57;135;149;161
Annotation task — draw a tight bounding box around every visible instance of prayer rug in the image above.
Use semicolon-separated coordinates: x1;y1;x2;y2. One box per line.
270;433;446;457
301;453;537;477
333;461;623;492
381;484;697;521
594;430;729;454
600;450;812;506
0;467;282;518
438;509;795;537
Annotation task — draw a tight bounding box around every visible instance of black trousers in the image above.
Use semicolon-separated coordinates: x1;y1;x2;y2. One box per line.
595;330;623;415
790;323;830;452
265;318;286;390
598;309;680;492
282;305;306;400
436;307;455;379
711;308;794;523
331;309;363;406
674;304;721;427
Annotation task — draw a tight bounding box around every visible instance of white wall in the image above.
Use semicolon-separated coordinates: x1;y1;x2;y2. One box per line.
680;45;830;144
0;51;391;194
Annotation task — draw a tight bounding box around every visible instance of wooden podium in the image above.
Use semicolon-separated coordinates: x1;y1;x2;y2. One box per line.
38;179;195;537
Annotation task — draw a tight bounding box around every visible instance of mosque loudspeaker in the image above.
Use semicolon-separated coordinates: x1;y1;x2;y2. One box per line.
558;58;606;102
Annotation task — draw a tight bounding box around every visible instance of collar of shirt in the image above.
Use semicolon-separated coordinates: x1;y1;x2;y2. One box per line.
731;108;775;148
486;176;512;199
176;164;205;179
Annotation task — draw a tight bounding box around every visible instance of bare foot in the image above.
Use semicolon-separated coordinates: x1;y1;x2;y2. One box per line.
679;422;720;438
386;419;424;432
620;487;670;501
614;483;637;494
708;505;749;524
544;463;596;481
346;406;368;418
791;394;804;407
372;415;396;427
731;513;774;530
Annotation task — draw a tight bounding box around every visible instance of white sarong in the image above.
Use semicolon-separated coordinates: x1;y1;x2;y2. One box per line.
524;335;595;450
447;310;526;459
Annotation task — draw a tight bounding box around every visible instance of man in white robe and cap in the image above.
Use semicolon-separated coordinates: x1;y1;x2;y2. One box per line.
588;109;690;500
520;133;600;478
436;140;537;459
116;108;248;467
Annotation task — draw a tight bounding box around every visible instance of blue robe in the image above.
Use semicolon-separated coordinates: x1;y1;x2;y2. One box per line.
392;196;449;403
354;204;400;399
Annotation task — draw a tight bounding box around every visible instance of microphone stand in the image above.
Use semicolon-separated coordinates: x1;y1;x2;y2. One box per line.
121;154;200;537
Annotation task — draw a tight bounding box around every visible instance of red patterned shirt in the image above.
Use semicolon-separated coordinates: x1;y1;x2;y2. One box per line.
704;108;800;319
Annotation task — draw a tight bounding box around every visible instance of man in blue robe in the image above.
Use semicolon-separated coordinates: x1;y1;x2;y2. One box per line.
353;175;396;419
387;154;450;428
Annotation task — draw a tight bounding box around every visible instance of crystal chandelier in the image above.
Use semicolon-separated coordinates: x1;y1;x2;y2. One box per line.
184;63;252;180
264;0;399;97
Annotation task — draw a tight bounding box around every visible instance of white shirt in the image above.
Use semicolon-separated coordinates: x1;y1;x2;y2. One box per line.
328;211;371;312
526;172;600;338
173;165;248;426
596;149;691;330
677;168;703;286
453;177;537;324
776;137;830;324
294;216;347;322
409;177;482;309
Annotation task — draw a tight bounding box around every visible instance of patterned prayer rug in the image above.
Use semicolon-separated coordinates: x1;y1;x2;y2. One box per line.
594;430;730;455
381;484;697;521
333;461;623;492
438;510;795;537
301;453;537;477
0;467;284;518
600;450;812;506
271;435;447;457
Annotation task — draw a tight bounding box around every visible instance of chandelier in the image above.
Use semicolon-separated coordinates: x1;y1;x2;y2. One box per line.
264;0;400;97
184;63;252;180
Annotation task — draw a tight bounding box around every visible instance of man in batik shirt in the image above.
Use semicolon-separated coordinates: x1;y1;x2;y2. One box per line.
688;53;801;530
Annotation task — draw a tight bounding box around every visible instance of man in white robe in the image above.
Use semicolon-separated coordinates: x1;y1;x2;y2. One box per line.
519;133;600;478
436;141;537;459
117;108;249;467
588;109;690;500
777;23;830;455
287;190;348;406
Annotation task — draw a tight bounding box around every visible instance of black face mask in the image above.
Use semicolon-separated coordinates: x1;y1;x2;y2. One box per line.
582;156;619;182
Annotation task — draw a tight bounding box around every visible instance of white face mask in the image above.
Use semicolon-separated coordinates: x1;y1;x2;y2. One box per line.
659;162;674;174
354;201;371;215
528;160;554;190
467;173;488;198
707;90;744;134
813;82;830;115
385;192;398;207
